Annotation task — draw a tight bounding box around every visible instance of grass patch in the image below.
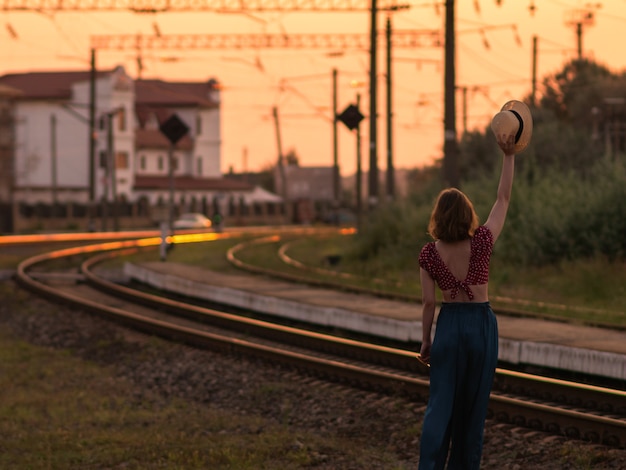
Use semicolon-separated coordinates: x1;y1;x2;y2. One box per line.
103;238;248;275
0;327;399;469
558;441;616;469
236;237;411;294
490;258;626;312
0;242;97;270
163;238;247;273
285;236;420;292
288;236;626;325
147;233;626;327
0;251;28;270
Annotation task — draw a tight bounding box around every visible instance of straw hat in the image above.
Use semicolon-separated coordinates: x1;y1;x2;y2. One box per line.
490;100;533;153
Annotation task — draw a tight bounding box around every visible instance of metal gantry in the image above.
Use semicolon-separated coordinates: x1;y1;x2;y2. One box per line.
90;31;443;51
3;0;435;206
0;0;409;12
90;29;442;206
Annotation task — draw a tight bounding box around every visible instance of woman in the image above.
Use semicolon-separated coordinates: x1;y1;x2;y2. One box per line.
417;131;518;470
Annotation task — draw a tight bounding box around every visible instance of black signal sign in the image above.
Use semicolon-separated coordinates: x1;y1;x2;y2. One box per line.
159;113;190;145
337;104;364;131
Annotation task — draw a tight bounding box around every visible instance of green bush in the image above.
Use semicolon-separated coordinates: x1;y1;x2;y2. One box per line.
350;158;625;268
498;158;626;265
345;181;440;274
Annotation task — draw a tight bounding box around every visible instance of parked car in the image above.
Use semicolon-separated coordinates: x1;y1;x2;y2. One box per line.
320;209;357;226
173;213;212;230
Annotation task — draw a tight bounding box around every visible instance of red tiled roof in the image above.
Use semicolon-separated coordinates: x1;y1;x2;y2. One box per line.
0;69;220;110
135;129;194;150
0;70;110;100
135;175;253;191
135;105;170;128
0;83;23;97
135;80;218;108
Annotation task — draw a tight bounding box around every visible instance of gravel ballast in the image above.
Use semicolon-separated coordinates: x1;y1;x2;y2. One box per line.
2;280;625;469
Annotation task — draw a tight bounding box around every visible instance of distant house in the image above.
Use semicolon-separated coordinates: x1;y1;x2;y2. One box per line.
273;164;335;223
341;168;411;206
274;164;335;203
0;66;277;213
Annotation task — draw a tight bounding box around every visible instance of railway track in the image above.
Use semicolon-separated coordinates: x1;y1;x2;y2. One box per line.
11;234;626;449
235;233;626;331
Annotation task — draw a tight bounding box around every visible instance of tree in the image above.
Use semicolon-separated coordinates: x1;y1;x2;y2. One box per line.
257;163;277;192
457;58;626;181
284;148;299;166
540;58;626;166
458;129;499;180
539;58;613;126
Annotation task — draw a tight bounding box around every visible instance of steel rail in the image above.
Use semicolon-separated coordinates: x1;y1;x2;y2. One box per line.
13;237;626;448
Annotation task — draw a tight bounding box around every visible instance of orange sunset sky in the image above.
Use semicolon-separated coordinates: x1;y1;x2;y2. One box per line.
1;0;626;176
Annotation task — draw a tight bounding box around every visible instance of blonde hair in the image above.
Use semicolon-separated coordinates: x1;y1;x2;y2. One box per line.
427;188;479;242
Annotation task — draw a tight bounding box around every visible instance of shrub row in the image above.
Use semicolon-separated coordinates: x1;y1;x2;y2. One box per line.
350;158;625;269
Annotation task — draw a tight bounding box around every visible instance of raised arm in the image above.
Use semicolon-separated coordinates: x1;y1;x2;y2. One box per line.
484;133;516;243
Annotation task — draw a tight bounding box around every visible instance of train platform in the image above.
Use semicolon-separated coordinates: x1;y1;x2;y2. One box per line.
124;261;626;382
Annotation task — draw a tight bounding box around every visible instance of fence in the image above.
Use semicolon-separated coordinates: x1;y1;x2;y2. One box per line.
2;199;289;234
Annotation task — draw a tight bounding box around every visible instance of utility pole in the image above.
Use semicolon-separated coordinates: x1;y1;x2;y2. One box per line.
158;112;189;256
272;106;288;220
531;35;538;107
168;142;175;235
88;48;96;231
102;125;109;231
337;97;365;226
385;15;394;202
460;85;467;134
356;93;363;229
332;68;339;205
100;108;121;231
50;114;58;217
443;0;459;188
106;112;119;231
368;0;379;207
565;5;600;60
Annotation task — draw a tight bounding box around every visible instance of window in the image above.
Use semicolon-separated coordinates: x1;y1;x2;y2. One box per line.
99;150;107;168
158;155;164;171
196;156;202;175
140;155;146;170
115;151;128;169
117;108;126;131
196;115;202;135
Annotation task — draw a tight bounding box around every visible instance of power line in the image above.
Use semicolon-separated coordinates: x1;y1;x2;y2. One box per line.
0;0;410;13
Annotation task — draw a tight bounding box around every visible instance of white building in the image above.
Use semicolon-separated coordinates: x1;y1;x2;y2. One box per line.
0;65;261;209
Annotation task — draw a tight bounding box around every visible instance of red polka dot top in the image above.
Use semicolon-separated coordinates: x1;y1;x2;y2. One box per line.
418;225;494;300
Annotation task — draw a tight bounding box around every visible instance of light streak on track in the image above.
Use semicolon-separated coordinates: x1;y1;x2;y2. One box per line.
0;225;352;246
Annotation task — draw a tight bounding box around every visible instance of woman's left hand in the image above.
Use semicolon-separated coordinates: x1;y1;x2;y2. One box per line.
497;133;516;156
419;342;431;366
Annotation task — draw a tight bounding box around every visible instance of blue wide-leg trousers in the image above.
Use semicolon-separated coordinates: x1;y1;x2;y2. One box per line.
418;302;498;470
